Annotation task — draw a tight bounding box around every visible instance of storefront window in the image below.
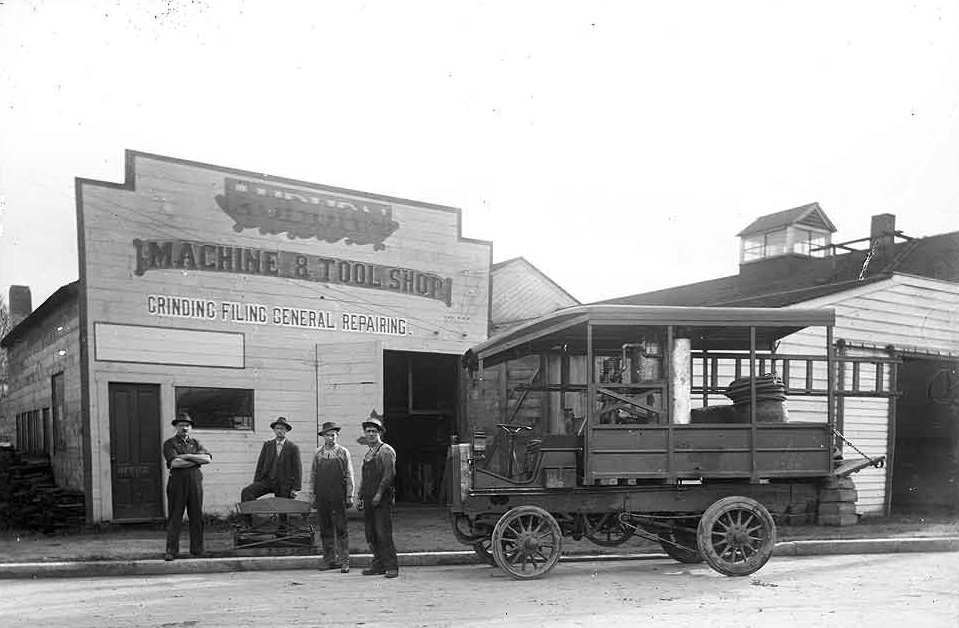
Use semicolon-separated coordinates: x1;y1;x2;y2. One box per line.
175;386;254;430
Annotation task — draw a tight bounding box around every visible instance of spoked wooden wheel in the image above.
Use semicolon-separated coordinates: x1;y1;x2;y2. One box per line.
584;512;633;547
472;537;496;566
491;506;563;580
697;496;776;576
658;528;703;564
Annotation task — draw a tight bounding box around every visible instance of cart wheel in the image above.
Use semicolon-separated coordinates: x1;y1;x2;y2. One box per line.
472;538;496;566
584;513;634;547
697;496;776;576
491;506;563;580
658;529;703;564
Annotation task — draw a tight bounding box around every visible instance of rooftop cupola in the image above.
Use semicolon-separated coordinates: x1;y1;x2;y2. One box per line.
737;202;836;265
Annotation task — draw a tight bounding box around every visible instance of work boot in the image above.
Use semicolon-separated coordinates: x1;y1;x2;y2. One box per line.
384;569;399;579
362;567;386;576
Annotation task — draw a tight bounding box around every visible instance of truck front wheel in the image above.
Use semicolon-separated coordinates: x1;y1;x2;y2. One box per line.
697;496;776;576
491;506;563;580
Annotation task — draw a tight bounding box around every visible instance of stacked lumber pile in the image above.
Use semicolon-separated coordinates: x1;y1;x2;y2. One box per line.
0;446;85;532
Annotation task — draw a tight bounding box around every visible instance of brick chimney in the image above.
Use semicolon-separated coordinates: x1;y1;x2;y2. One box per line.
870;214;896;247
8;285;32;327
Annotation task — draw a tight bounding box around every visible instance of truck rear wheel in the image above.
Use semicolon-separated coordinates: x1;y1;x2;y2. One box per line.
491;506;563;580
584;512;633;547
697;496;776;576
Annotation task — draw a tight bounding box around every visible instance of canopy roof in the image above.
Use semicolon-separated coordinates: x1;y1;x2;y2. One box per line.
465;304;834;367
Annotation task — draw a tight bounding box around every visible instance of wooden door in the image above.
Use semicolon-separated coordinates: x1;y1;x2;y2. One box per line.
109;383;164;521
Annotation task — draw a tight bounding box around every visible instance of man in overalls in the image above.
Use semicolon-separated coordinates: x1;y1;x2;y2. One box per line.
311;420;354;572
162;411;212;561
358;411;398;578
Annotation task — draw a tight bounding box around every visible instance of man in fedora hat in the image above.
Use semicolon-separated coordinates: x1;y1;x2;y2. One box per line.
162;411;212;561
241;416;302;503
310;420;354;572
358;410;398;578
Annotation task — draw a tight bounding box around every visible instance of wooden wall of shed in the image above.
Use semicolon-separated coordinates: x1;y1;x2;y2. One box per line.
1;301;84;491
490;259;578;333
787;275;959;516
79;153;491;519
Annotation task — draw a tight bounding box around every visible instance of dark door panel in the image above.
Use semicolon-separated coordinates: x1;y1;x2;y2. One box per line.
109;383;164;520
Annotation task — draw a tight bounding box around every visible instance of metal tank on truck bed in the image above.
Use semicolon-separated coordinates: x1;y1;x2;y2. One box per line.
447;305;888;579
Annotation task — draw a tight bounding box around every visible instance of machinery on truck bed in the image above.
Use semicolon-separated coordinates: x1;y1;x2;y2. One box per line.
448;305;887;579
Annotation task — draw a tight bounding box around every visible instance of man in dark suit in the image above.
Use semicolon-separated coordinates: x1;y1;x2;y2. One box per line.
241;416;302;501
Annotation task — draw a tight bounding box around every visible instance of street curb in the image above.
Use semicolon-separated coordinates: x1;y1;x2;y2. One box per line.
1;537;956;580
774;536;959;556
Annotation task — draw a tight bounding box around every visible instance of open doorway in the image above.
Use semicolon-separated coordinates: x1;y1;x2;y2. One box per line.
890;357;959;515
383;350;459;504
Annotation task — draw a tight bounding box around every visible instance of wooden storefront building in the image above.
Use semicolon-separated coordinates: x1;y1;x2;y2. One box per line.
2;150;501;522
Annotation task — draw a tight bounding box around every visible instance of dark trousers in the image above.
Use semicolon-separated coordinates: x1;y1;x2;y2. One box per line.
316;496;349;566
166;470;204;556
363;498;397;572
241;480;292;501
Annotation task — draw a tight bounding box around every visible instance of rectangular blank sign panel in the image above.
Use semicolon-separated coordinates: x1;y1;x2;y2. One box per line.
95;323;244;368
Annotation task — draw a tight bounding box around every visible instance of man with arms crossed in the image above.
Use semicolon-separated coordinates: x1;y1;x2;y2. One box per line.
163;411;212;561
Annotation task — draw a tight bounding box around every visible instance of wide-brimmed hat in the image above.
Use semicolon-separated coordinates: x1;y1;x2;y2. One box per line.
319;421;341;435
270;417;293;431
362;410;386;434
171;411;194;427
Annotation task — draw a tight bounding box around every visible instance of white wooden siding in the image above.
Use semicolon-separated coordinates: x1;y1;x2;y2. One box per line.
313;340;383;497
491;259;578;331
838;397;891;514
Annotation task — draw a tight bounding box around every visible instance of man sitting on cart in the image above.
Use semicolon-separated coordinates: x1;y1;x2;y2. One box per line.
241;416;302;502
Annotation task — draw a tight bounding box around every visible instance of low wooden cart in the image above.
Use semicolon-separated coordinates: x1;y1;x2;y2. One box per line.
233;496;315;548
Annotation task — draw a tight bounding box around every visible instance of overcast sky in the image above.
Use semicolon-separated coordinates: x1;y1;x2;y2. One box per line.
1;0;957;310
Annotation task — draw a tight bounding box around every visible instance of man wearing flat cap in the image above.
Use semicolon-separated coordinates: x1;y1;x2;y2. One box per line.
358;410;398;578
162;411;212;561
310;420;355;572
241;416;302;503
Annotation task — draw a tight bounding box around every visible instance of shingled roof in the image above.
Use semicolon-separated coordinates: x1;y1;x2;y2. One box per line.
601;229;959;308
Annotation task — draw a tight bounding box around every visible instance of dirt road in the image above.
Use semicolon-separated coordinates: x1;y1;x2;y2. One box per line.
2;552;956;627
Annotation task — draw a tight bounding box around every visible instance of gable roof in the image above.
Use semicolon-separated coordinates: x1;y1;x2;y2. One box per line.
1;281;80;348
491;257;579;332
736;202;837;237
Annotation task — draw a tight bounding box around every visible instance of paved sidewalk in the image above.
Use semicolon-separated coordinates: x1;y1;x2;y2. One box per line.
1;505;956;579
